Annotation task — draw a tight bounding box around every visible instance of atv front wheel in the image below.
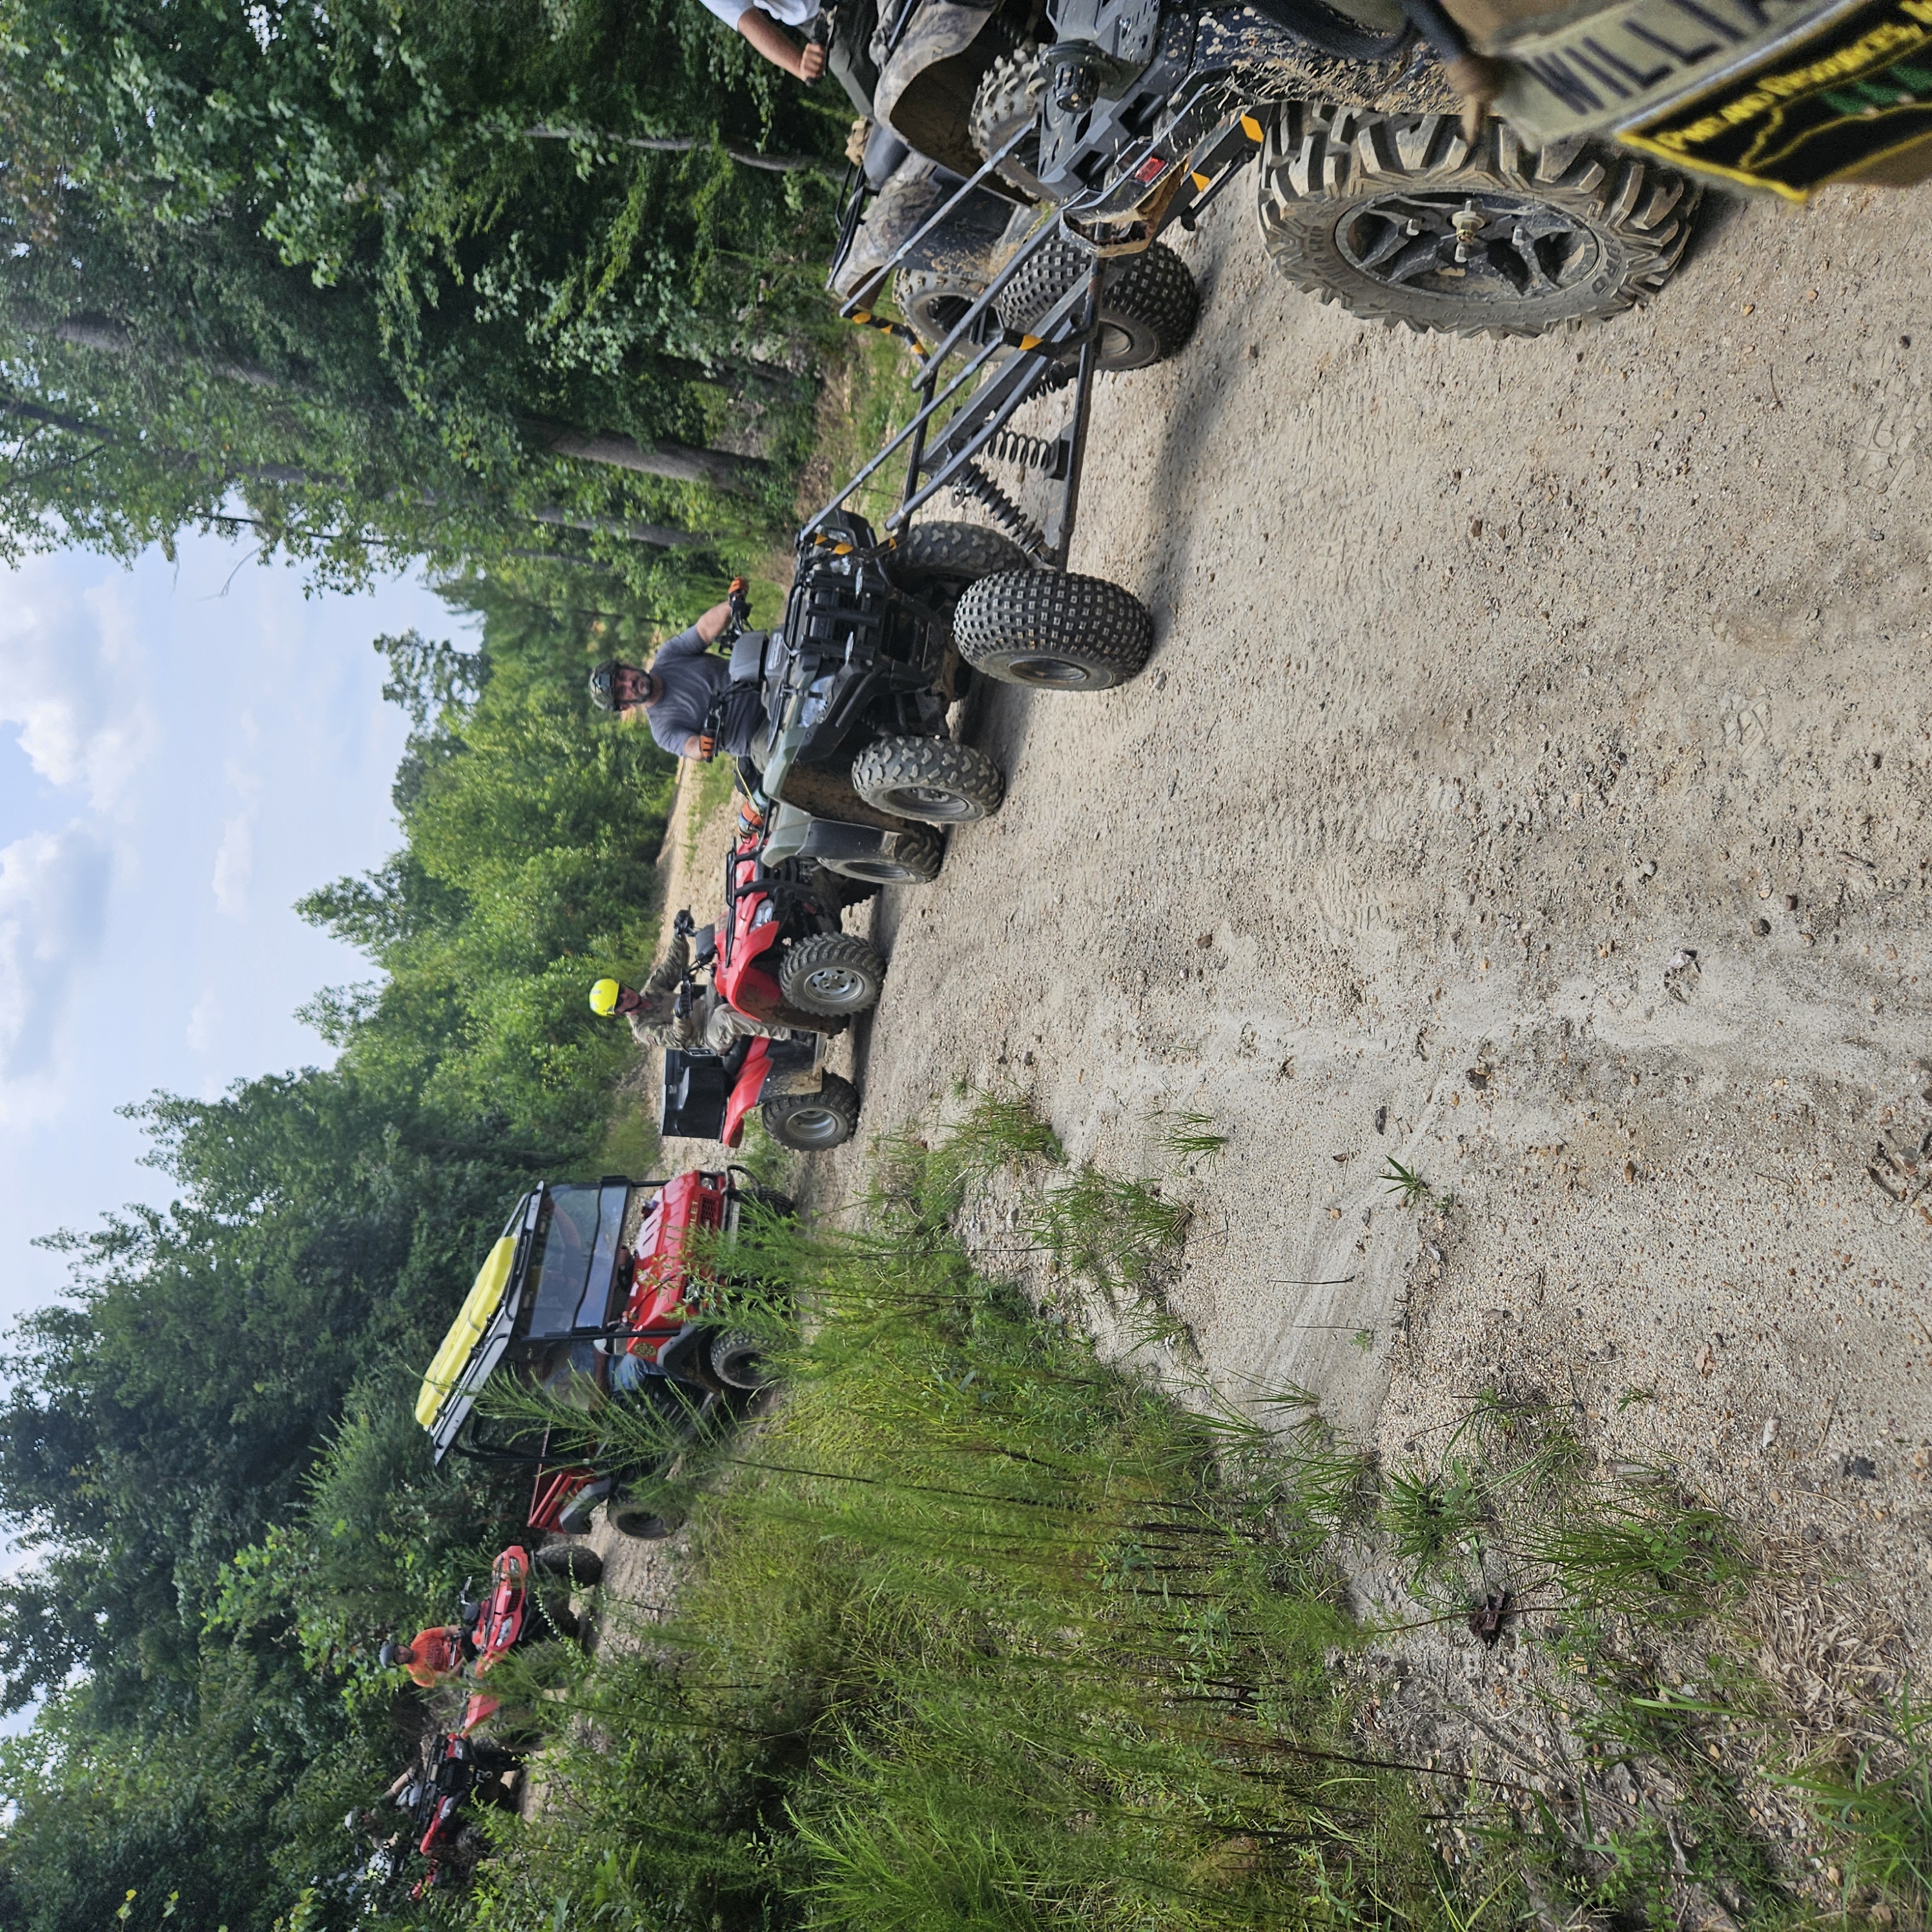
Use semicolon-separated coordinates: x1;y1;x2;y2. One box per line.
707;1328;777;1390
611;1506;683;1540
531;1545;604;1587
821;823;947;887
968;43;1046;188
851;735;1005;823
779;932;887;1016
763;1073;861;1152
1255;108;1699;338
996;238;1198;371
894;267;986;353
954;571;1153;690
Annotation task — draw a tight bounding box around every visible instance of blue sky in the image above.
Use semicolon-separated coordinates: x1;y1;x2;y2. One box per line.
0;531;470;1325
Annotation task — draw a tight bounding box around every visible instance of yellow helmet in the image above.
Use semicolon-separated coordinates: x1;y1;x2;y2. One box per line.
588;978;621;1018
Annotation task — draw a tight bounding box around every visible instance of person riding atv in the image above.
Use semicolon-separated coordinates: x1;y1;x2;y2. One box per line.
590;578;763;762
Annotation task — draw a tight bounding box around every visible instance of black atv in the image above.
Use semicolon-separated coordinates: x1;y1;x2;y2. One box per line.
749;511;1153;876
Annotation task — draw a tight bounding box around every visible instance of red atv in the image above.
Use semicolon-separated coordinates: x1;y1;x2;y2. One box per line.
457;1541;595;1734
664;904;863;1155
713;823;886;1030
404;1729;522;1896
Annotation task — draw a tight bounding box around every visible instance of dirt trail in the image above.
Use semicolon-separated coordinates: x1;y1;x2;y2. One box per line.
817;178;1932;1656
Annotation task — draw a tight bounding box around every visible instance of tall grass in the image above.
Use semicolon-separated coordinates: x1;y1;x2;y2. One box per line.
469;1100;1441;1931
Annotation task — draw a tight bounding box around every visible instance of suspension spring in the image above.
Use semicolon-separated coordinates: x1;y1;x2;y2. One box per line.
984;426;1067;478
949;460;1044;555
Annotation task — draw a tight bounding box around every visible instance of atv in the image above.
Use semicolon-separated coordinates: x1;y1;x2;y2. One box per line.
748;509;1154;872
457;1540;603;1735
415;1177;763;1540
404;1729;524;1896
836;0;1703;359
708;836;890;1027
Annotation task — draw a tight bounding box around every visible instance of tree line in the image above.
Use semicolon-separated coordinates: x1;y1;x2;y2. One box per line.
0;0;851;586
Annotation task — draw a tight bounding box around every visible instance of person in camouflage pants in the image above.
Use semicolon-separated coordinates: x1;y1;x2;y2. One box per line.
590;932;783;1054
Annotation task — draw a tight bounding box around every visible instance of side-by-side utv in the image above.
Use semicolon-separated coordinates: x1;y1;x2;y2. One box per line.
416;1173;786;1539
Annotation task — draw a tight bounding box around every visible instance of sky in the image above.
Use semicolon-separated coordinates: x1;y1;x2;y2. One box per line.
0;531;472;1326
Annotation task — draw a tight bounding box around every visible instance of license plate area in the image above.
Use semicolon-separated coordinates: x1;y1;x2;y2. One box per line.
1618;0;1932;193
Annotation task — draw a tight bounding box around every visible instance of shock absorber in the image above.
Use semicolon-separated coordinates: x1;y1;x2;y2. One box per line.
949;460;1044;555
984;426;1067;479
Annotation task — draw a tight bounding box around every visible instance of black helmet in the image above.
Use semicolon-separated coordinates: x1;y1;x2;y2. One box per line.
378;1641;401;1669
588;661;620;712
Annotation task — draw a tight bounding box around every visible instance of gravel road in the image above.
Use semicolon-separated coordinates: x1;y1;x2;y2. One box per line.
812;172;1932;1653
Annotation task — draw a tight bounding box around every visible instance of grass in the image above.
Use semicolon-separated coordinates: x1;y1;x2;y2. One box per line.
1381;1157;1439;1209
455;1100;1931;1932
466;1100;1446;1932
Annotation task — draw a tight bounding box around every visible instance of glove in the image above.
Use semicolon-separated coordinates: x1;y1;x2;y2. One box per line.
697;732;717;761
673;908;695;937
726;577;751;628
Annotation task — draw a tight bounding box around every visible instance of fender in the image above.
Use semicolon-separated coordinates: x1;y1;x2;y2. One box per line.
875;0;1007;174
721;1039;775;1149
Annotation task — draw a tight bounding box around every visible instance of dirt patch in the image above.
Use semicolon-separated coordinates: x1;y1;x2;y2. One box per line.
816;175;1932;1682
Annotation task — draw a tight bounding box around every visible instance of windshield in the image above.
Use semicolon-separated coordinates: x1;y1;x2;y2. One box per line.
522;1182;630;1339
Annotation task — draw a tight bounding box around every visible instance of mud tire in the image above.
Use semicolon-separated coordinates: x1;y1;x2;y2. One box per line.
954;571;1153;690
821;823;947;887
893;266;986;352
894;520;1033;613
531;1545;604;1587
852;735;1004;823
996;238;1198;370
763;1072;861;1152
778;932;887;1016
1255;105;1700;338
611;1506;682;1539
967;43;1045;188
707;1328;777;1390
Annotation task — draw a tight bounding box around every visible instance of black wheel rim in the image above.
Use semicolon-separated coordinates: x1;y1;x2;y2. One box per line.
1000;653;1102;687
1335;189;1604;304
879;783;979;820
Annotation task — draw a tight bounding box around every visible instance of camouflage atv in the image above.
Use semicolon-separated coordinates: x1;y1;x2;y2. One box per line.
834;0;1706;350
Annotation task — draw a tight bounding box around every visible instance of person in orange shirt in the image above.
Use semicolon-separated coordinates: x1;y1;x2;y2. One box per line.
378;1622;475;1689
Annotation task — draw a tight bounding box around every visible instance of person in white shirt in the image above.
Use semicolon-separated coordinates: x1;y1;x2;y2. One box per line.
700;0;879;118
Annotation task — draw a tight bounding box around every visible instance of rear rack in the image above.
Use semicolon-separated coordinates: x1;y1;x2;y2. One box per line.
807;98;1269;570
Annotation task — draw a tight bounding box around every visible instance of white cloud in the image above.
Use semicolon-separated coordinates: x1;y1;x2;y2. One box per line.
0;827;112;1085
211;812;254;921
185;986;219;1054
0;566;156;813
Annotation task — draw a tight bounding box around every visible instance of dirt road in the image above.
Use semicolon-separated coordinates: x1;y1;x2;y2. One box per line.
815;176;1932;1652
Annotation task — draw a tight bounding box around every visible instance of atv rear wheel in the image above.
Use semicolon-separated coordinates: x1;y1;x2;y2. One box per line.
1255;107;1700;338
851;735;1004;823
531;1545;604;1587
954;571;1153;689
996;238;1198;371
821;823;946;887
894;520;1032;615
779;931;887;1016
707;1328;777;1390
763;1072;861;1151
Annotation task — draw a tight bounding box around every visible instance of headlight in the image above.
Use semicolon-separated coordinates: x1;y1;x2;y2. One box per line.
798;673;835;732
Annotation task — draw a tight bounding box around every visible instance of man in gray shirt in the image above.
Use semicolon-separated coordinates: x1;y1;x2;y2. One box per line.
589;581;763;760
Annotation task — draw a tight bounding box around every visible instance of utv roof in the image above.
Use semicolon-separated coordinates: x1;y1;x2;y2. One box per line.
416;1191;542;1460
